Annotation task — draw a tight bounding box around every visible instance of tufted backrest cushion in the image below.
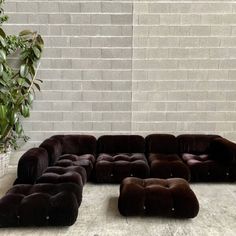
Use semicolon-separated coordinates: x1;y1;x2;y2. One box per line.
177;134;220;155
209;137;236;163
39;137;63;165
60;135;96;156
145;134;178;154
97;135;145;154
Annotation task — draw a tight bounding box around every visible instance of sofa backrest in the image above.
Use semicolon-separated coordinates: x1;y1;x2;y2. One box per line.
14;147;49;185
39;136;63;165
145;134;177;154
177;134;220;154
60;135;97;156
97;135;145;154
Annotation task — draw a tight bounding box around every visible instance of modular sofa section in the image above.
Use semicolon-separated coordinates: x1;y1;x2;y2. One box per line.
0;183;81;227
145;134;190;181
95;135;149;183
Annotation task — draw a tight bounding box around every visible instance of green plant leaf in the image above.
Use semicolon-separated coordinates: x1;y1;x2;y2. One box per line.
0;28;6;38
27;93;34;104
19;30;32;37
0;64;3;77
32;46;41;59
15;122;22;135
0;49;6;63
36;35;44;47
9;112;17;125
0;105;6;120
20;64;28;78
29;65;35;77
0;36;6;47
34;82;40;91
21;104;29;117
17;78;25;86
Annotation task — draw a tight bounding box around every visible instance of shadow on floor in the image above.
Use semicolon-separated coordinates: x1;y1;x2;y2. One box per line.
106;196;122;218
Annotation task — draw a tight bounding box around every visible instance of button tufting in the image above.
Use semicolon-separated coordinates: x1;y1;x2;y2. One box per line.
46;216;50;220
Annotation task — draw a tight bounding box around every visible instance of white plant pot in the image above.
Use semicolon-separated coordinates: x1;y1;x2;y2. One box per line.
0;150;10;178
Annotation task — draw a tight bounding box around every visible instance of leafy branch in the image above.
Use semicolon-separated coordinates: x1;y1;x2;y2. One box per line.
0;0;44;152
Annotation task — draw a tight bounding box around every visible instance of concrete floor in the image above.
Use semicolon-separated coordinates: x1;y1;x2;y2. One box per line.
0;167;236;236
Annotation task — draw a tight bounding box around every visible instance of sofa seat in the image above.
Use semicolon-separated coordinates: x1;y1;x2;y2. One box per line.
118;177;199;218
182;153;233;181
148;153;190;181
36;166;86;186
55;154;95;179
0;183;81;227
95;153;150;183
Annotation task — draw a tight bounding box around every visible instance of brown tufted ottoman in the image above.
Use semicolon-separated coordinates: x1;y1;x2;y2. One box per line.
118;177;199;218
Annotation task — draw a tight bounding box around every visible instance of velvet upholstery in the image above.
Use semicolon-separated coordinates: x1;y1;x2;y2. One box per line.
97;135;145;154
148;154;190;181
0;183;81;227
61;135;96;156
118;177;199;218
210;137;236;164
145;134;178;154
38;135;96;180
95;135;149;182
95;153;149;183
14;148;49;185
177;134;220;155
182;153;236;182
36;166;86;186
39;137;62;165
57;154;95;178
145;134;190;180
177;134;236;181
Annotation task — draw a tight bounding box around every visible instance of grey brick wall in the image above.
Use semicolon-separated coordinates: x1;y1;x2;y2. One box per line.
132;0;236;141
4;0;236;159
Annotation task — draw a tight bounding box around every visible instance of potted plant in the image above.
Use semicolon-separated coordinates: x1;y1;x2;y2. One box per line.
0;0;44;177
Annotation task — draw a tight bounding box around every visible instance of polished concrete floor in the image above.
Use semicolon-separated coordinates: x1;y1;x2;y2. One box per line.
0;167;236;236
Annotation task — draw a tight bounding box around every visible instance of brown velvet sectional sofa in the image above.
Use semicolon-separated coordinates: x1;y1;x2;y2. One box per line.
0;133;235;227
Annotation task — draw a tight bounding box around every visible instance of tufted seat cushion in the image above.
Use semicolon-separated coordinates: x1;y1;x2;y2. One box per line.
182;153;232;181
118;177;199;218
148;154;190;181
36;166;87;186
0;183;81;227
56;154;95;179
95;153;150;183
